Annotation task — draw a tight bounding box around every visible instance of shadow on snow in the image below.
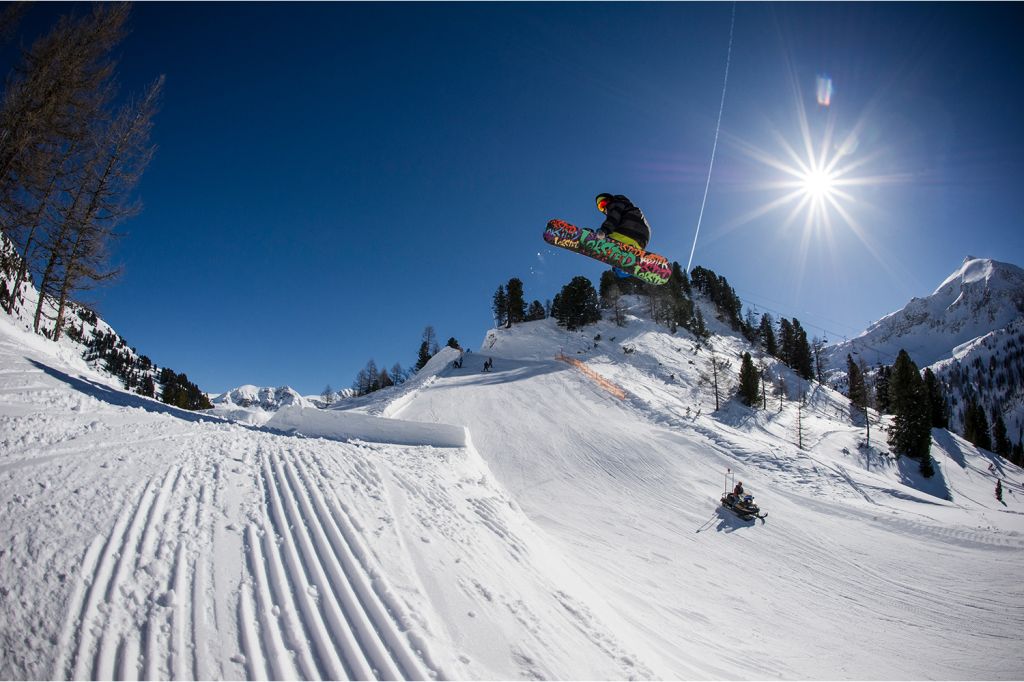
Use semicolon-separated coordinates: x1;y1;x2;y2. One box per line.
30;359;225;425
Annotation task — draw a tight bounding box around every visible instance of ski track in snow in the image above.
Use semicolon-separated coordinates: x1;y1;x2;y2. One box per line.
34;432;445;682
240;448;431;681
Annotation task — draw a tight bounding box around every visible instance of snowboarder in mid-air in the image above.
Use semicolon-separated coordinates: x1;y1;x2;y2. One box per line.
594;193;652;279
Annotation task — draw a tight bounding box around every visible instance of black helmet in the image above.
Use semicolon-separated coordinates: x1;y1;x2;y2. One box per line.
595;193;613;212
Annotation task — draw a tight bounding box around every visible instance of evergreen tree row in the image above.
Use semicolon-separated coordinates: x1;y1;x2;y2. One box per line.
159;368;213;411
492;277;546;328
71;307;211;410
351;358;404;397
689;266;743;332
349;327;464;399
847;346;1023;467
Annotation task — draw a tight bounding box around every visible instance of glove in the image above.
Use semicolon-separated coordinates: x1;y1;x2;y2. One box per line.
595;230;607;239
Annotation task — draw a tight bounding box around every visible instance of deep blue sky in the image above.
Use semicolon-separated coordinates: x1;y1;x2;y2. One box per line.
7;3;1023;395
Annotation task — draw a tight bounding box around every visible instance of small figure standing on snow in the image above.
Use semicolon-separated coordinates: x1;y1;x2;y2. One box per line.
996;479;1003;502
483;358;493;372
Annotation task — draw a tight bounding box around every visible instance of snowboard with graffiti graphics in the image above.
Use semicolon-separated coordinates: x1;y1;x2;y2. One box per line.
543;219;672;286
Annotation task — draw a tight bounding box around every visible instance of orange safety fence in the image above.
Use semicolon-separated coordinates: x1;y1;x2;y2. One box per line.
556;354;627;400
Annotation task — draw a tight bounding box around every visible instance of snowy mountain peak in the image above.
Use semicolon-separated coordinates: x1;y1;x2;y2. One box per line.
827;256;1024;370
934;256;1022;298
212;384;312;411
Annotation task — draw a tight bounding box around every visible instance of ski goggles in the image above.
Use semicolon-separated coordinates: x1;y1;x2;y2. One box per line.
596;196;610;212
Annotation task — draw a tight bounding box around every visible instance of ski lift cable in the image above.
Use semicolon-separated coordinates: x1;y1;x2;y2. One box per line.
731;288;902;365
686;1;737;275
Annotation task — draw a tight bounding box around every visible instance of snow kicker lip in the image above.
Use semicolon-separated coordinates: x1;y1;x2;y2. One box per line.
266;405;467;448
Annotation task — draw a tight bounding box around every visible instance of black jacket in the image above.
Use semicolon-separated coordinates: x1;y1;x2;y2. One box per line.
601;195;651;248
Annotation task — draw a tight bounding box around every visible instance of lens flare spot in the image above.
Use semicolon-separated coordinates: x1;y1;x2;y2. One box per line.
816;75;834;107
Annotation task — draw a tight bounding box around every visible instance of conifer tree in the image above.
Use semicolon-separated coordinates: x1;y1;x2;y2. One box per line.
506;277;526;327
688;265;743;331
159;369;212;410
139;374;155;398
491;286;507;327
691;308;708;338
550;292;563;324
446;337;461;350
922;368;949;429
552;276;601;331
811;336;826;384
887;350;933;472
963;397;992;450
738;352;760;407
667;262;693;333
874;364;892;414
759;313;778;357
778;318;794;367
790;319;815;381
847;354;866;421
526;300;546;321
415;326;437;371
992;410;1011;460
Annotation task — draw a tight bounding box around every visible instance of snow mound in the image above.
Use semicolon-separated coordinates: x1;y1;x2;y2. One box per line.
266;405;467;448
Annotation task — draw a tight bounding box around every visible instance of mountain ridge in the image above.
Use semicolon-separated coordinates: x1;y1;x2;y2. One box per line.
827;256;1024;370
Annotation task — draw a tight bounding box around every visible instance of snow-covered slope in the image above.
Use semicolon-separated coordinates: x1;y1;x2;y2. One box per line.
826;256;1024;370
338;304;1024;679
2;295;1023;680
0;315;668;680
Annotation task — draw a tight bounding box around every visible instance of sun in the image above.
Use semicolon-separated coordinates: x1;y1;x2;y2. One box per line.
711;96;916;294
725;108;889;242
801;166;836;201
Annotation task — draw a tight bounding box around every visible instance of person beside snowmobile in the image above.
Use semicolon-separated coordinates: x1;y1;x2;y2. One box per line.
594;193;652;278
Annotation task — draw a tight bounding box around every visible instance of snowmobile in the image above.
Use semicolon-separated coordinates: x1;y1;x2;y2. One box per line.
720;492;766;521
719;468;767;521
